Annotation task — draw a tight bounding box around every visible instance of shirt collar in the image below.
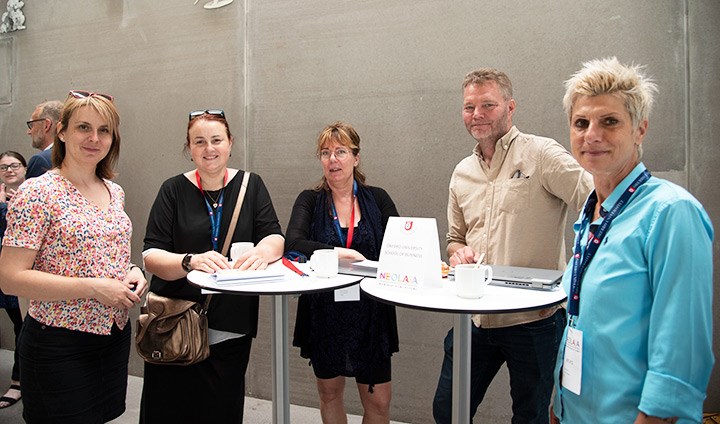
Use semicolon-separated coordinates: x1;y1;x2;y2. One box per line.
600;162;648;213
473;125;519;161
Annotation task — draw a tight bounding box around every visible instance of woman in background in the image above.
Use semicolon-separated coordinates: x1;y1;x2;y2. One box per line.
550;58;714;423
0;151;26;409
286;121;399;423
140;109;284;423
0;91;147;423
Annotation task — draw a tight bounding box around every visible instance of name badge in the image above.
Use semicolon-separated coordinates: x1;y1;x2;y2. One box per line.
562;327;583;395
334;284;360;302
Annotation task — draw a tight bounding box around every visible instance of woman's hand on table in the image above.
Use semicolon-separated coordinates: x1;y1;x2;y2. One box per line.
334;247;366;261
190;251;232;273
232;249;269;271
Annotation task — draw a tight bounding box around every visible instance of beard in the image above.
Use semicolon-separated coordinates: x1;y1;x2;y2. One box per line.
470;110;511;146
31;133;45;149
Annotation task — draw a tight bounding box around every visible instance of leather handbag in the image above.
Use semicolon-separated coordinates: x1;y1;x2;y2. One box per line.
135;171;251;365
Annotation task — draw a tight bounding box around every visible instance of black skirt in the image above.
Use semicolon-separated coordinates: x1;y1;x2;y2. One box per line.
18;315;131;424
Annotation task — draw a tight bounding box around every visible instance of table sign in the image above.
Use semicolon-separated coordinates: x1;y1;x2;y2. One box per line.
376;217;442;290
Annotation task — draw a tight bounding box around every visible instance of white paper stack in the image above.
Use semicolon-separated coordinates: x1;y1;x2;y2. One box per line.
211;269;286;285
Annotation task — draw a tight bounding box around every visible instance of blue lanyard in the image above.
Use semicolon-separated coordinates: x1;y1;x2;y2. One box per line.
567;169;650;319
330;180;357;248
196;170;227;252
203;192;224;251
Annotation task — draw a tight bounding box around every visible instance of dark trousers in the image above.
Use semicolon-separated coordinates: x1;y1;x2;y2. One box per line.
18;315;131;424
432;309;566;424
140;335;253;424
3;307;23;381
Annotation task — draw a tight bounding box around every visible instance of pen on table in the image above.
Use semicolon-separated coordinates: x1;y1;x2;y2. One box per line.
282;257;308;277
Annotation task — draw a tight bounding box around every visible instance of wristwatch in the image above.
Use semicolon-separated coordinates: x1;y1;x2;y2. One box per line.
181;253;194;272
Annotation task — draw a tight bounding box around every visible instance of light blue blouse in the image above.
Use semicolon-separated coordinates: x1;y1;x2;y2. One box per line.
553;163;714;424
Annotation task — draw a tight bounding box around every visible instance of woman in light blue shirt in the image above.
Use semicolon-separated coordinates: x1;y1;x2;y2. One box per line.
550;57;714;424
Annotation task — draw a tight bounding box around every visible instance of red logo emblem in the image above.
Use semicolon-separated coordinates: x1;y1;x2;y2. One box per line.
404;221;413;231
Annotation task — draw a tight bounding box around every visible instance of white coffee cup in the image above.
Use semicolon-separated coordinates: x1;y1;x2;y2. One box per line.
310;249;339;278
230;242;255;262
454;264;493;298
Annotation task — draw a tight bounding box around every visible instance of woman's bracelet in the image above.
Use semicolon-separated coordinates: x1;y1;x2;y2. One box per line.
129;264;145;274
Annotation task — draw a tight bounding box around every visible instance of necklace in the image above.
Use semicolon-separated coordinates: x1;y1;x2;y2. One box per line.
195;169;229;251
205;189;224;209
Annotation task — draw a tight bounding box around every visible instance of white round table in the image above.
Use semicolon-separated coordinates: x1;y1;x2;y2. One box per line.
361;277;567;424
188;262;362;424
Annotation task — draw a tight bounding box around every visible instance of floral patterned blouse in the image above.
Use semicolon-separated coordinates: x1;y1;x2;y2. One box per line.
2;172;132;335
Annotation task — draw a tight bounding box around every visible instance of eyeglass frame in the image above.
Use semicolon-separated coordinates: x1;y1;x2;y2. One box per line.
317;147;352;161
0;163;24;172
189;109;225;121
68;90;114;102
26;118;49;130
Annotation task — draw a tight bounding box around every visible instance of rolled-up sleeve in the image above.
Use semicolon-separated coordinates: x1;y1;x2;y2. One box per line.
639;198;714;422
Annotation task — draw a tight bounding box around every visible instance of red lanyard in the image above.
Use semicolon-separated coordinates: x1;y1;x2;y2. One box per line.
330;180;357;249
195;169;228;195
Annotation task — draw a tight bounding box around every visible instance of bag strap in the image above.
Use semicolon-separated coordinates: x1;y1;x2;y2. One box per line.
203;171;251;310
221;170;251;256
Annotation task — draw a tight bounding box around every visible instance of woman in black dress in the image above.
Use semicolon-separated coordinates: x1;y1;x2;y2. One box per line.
140;110;284;423
286;121;399;423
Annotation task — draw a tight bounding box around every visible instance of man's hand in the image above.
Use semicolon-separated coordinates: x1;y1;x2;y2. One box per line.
449;246;479;267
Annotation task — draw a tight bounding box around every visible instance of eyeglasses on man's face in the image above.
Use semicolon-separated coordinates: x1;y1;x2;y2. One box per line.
318;148;351;161
0;163;24;172
68;90;114;102
26;118;47;129
189;109;225;121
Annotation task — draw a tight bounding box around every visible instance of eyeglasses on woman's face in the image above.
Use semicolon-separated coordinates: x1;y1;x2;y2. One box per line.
0;163;24;172
189;109;225;121
68;90;114;102
318;148;351;161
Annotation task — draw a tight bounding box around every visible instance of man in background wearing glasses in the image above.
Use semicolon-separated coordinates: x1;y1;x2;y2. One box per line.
25;100;62;178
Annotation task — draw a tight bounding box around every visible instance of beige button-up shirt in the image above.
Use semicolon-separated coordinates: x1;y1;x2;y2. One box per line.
447;126;593;328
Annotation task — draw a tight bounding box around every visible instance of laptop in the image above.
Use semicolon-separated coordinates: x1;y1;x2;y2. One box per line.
488;265;563;291
338;259;379;278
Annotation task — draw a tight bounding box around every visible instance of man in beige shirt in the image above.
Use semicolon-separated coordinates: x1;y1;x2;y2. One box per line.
432;68;593;423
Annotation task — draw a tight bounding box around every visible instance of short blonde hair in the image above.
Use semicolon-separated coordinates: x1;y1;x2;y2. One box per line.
563;57;658;128
462;68;513;100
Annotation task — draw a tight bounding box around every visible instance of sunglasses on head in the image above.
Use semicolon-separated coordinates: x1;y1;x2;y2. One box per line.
189;109;225;121
68;90;114;102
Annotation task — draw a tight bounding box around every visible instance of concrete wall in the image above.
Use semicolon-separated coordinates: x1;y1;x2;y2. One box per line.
0;0;718;421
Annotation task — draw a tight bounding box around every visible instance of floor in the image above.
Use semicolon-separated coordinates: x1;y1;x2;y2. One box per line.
0;349;407;423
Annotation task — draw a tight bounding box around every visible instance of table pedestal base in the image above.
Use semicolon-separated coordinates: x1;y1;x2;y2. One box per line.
272;294;290;423
452;313;471;424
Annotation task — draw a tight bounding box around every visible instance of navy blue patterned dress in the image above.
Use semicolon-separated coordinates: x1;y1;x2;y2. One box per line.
287;185;399;384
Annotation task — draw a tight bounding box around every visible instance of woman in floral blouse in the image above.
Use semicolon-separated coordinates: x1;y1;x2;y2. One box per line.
0;91;148;423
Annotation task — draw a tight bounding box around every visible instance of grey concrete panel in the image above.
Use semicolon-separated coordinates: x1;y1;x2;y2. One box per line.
688;0;720;413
